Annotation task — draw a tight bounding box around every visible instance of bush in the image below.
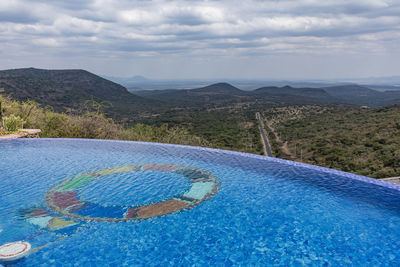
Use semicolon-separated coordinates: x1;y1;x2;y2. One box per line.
2;114;25;132
0;96;3;121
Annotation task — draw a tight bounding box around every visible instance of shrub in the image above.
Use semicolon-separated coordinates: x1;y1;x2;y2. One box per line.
2;114;25;132
0;96;3;121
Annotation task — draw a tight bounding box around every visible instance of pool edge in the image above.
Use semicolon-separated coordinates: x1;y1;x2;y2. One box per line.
2;137;400;192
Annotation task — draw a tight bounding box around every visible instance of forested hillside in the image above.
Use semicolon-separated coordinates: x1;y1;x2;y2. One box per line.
0;68;164;122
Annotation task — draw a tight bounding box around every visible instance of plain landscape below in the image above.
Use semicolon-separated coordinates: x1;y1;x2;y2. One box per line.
261;105;400;178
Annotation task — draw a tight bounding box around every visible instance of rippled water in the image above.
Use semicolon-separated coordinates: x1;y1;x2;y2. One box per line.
1;139;400;266
78;170;191;207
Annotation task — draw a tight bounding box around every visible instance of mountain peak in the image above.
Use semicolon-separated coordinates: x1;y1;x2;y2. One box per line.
194;82;242;93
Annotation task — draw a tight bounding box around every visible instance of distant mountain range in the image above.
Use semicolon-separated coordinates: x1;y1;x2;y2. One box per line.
323;85;400;106
104;74;400;91
135;82;400;107
1;68;400;123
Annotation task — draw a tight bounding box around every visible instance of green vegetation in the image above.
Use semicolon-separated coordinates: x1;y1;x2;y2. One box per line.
263;105;400;178
0;92;262;154
188;111;262;153
0;96;207;146
2;114;25;132
137;107;263;154
0;95;3;122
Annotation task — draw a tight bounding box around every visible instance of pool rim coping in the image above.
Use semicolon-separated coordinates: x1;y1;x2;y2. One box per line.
2;137;400;192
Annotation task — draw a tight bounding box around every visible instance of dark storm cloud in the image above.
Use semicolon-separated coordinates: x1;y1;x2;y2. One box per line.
0;10;40;23
26;0;95;10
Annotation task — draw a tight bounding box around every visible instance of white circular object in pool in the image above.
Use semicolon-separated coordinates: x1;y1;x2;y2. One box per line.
0;241;31;262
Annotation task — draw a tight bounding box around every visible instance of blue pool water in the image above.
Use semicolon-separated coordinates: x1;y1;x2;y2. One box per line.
1;139;400;266
78;170;191;207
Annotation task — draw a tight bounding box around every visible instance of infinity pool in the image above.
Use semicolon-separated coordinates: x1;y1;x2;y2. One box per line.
1;139;400;265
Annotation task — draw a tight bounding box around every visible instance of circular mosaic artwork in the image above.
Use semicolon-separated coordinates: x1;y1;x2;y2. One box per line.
45;164;220;222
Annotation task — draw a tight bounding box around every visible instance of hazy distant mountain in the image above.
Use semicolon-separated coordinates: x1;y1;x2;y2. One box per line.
135;83;252;107
344;76;400;86
106;73;400;92
323;85;400;106
254;85;335;102
193;82;244;94
323;85;381;106
323;85;380;98
136;83;342;106
0;68;161;121
104;75;152;85
138;82;400;107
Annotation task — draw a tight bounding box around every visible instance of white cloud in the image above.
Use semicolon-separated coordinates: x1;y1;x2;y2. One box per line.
32;37;61;47
53;16;104;35
119;9;160;25
0;0;399;79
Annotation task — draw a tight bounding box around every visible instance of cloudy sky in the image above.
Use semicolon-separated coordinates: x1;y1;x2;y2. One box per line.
0;0;399;79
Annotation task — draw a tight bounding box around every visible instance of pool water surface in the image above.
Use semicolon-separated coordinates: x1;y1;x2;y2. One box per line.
1;139;400;266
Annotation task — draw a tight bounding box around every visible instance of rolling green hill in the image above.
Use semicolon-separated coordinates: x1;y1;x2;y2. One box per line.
0;68;164;122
